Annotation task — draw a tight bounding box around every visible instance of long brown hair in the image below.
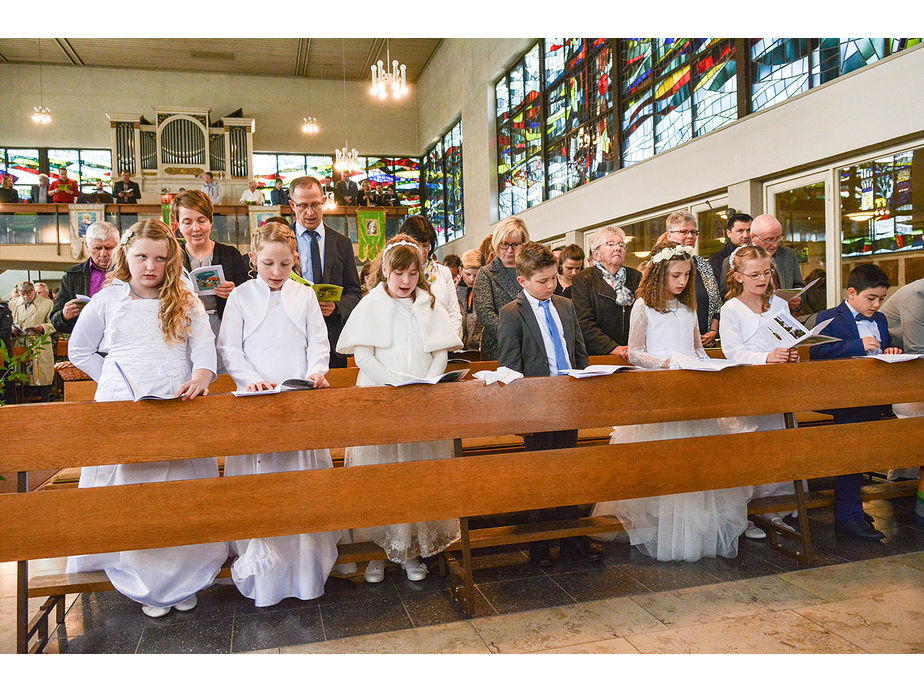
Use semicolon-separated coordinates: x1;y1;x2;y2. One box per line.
107;219;198;344
637;240;697;313
725;245;774;311
366;234;435;307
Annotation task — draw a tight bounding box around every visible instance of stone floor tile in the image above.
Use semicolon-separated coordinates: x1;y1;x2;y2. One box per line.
557;595;667;639
281;621;490;654
536;637;640;653
892;551;924;572
319;594;412;641
232;605;325;652
550;563;649;602
475;575;575;614
778;555;924;601
616;558;722;592
400;585;494;626
136;616;234;654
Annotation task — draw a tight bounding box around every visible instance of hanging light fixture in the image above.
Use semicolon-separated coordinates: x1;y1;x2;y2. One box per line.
301;69;319;135
370;38;408;100
31;39;52;125
334;39;360;173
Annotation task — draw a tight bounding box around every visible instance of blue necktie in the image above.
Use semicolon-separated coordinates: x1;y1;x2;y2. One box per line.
854;313;875;322
540;299;569;375
307;229;322;284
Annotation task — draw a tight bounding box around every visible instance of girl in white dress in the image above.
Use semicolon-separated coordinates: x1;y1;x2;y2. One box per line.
67;219;228;618
593;241;752;562
336;235;463;583
719;245;801;539
217;222;339;607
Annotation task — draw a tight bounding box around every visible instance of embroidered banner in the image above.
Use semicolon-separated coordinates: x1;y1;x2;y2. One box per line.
356;208;386;261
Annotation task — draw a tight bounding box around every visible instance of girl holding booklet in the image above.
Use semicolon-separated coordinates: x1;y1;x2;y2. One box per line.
336;235;462;583
719;245;800;540
216;222;338;606
67;219;227;618
592;241;752;561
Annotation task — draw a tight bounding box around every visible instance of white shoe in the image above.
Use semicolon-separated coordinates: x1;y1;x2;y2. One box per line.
402;558;428;582
364;560;385;583
142;604;171;618
332;562;358;575
744;522;766;540
771;517;788;529
173;595;198;612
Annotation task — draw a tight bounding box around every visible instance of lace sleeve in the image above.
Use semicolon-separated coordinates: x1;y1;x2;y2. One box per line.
692;315;709;360
626;300;671;369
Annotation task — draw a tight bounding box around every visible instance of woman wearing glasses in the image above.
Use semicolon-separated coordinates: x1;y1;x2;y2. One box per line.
473;216;530;359
571;226;641;358
663;210;722;346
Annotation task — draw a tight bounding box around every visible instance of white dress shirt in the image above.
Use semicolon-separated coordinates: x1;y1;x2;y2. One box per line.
844;301;882;353
523;290;571;375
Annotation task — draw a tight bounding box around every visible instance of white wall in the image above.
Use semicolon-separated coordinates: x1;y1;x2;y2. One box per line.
416;40;924;253
0;64;419;154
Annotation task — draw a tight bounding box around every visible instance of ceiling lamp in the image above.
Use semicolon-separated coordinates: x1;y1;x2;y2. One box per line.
323;191;337;210
31;39;52;125
301;116;319;135
845;211;877;222
370;39;408;100
335;143;359;173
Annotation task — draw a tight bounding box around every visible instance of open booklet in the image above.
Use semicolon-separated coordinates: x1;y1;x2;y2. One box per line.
765;309;839;347
113;361;178;401
289;271;344;302
565;364;634;378
232;378;318;397
855;353;922;363
74;293;92;305
189;265;226;296
386;369;469;387
670;353;742;371
775;276;822;302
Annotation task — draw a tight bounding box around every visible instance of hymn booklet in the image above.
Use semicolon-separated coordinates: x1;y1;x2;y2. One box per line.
189;265;226;296
288;271;344;301
113;361;178;401
764;310;839;347
386;369;470;386
232;379;318;396
565;364;635;378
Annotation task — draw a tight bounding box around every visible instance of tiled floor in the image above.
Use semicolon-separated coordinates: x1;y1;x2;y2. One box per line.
2;496;922;654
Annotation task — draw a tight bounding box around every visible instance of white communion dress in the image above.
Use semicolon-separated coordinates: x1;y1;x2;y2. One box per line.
592;298;752;562
66;280;228;608
336;283;463;563
719;295;805;518
217;277;339;606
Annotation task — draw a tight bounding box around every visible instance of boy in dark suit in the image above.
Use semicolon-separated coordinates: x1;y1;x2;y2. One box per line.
497;242;598;565
810;263;903;541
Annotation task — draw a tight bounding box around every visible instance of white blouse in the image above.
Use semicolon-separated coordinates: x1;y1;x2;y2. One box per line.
719;295;793;365
626;298;707;369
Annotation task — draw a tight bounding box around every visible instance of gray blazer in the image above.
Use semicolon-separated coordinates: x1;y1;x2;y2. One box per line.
497;292;589;377
720;244;804;293
473;257;522;360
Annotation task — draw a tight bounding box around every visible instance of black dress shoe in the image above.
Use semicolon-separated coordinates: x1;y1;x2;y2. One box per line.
529;546;554;567
835;517;885;542
559;538;603;563
864;513;875;523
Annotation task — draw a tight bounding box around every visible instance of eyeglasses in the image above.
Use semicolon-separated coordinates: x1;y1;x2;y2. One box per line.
754;235;783;245
598;241;627;250
742;270;774;280
499;242;523;251
291;201;324;212
673;229;700;237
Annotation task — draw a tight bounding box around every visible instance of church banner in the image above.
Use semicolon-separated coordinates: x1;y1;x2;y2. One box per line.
356;208;386;261
68;205;105;260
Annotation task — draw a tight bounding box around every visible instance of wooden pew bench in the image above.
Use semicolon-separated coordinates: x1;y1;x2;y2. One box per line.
3;359;921;653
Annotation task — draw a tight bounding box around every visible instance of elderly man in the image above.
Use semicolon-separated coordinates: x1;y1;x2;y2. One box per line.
34;282;51;300
12;281;55;400
570;226;642;358
30;174;52;203
288;176;363;367
710;212;752;289
201;172;222;204
239;180;265;205
51;221;120;334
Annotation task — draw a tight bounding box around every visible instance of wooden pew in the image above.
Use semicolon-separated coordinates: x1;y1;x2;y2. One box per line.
2;359;921;652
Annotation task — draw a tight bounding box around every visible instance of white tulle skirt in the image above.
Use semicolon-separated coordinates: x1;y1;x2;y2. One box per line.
223;449;339;607
593;417;752;562
345;441;461;563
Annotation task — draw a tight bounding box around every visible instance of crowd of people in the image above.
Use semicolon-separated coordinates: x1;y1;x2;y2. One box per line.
5;183;920;619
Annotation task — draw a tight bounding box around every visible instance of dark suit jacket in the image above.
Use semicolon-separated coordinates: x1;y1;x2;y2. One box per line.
51;259;94;333
334;180;359;205
113;180;141;204
709;241;735;290
30;185;52;204
497;292;588;378
290;222;363;367
270;187;288;205
77;191;114;203
182;241;250;319
570;265;641;355
810;301;893;423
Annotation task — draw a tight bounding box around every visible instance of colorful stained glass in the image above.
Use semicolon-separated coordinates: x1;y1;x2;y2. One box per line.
525;101;543;159
524;44;541;103
567;126;590;190
444;122;464;241
589;46;613;119
546;142;569;199
366;156;395;186
565;73;585;131
3;148;40;194
305;155;333;186
509;62;525;112
495;76;509;120
424;143;445;238
498;170;515;218
751;38;812;113
545;81;567;141
49;149;80;184
508;163;528;214
589;116;615;180
544;38;566;87
566;38;586;71
79;150;112;192
693;38;737;137
252;153;279;190
392;157;420;208
653;38;693;154
510;112;527;167
526;156;543;208
621;39;654;166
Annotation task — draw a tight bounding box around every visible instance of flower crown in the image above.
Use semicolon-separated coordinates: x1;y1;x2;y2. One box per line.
382;239;419;263
120;229;134;246
650;245;692;265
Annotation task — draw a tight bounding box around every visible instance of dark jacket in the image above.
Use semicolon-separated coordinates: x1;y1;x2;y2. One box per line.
30;184;52;204
51;259;95;334
270;187;288;205
77;190;114;203
709;241;735;287
497;292;588;377
0;187;20;203
113;180;141;204
182;241;250;319
570;265;641;355
0;300;13;358
473;257;522;360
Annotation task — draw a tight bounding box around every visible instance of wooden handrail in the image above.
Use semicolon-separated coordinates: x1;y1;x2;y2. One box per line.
3;359;922;475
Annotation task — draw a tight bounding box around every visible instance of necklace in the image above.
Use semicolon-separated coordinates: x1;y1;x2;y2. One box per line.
667;299;680;314
128;283;157;300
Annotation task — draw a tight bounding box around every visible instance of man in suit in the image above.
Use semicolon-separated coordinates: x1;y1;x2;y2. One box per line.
30;174;51;203
77;180;114;204
333;171;359;206
112;171;141;204
288;175;363;368
710;212;751;290
810;263;902;541
497;241;598;566
269;177;288;205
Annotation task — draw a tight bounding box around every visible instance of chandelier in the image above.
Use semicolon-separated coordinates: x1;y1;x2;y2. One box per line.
323;191;336;210
335;143;359;172
370;39;408;100
301;116;319;135
31;39;52;125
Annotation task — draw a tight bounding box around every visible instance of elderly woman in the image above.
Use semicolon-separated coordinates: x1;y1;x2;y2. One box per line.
399;215;463;338
473;217;530;359
663;210;722;346
571;226;641;358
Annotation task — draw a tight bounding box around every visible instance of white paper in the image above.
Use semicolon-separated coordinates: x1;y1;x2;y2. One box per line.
113;361;178;401
75;293;92;303
232;378;318;396
386;368;470;387
775;276;822;302
472;367;524;385
565;364;634;378
856;353;922;363
670;352;742;371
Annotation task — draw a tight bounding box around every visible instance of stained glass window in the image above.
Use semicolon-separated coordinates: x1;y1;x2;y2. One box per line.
305;155;333;187
78;150;112;192
423;119;464;245
750;38;812;113
692;38;737;137
424;143;445;241
391;157;420;211
589;46;613;119
653;38;693;154
621;39;655;166
252;153;279;190
545;38;567;87
495;78;509;120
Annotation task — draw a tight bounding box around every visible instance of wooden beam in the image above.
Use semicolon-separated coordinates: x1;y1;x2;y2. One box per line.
54;39;83;66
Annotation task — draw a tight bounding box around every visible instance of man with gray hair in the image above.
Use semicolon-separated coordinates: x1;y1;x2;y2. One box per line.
51;221;121;333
